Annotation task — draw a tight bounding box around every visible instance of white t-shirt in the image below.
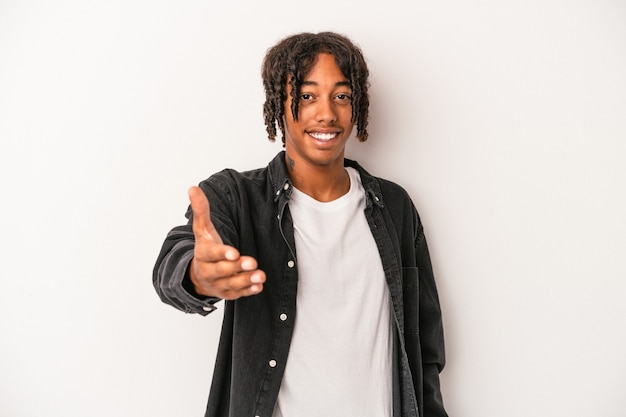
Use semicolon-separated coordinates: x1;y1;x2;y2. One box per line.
272;167;393;417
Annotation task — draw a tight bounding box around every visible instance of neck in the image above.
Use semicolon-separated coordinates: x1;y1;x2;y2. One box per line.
285;153;350;202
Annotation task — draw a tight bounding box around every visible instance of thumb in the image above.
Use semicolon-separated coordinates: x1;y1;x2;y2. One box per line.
188;186;224;245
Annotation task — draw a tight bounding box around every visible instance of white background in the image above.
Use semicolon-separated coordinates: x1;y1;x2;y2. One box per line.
1;1;625;416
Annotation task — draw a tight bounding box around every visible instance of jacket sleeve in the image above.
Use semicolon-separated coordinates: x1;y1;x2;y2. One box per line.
415;216;449;417
152;174;238;315
152;222;221;315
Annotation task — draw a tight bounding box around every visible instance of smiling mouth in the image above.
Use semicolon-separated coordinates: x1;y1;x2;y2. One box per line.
308;132;338;141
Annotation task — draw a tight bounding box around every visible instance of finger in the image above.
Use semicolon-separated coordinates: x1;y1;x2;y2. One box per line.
197;269;266;300
190;255;260;297
188;186;223;245
194;255;258;281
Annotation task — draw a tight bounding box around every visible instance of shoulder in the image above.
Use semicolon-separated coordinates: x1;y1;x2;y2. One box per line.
375;176;413;201
204;165;269;188
346;158;414;206
346;159;423;233
200;151;285;193
195;166;270;209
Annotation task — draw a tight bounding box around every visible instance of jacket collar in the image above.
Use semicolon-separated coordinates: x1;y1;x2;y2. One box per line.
268;151;384;208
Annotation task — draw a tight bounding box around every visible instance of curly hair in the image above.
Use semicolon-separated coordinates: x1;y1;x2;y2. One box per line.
261;32;370;144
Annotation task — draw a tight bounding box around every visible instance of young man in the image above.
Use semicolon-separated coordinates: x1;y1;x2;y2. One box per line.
153;32;448;417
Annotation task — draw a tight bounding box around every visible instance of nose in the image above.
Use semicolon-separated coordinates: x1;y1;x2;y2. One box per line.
315;97;337;123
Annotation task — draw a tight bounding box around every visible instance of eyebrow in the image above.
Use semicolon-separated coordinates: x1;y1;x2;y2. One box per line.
301;80;351;87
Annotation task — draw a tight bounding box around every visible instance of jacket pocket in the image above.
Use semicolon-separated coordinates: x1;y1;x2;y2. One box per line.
402;267;419;335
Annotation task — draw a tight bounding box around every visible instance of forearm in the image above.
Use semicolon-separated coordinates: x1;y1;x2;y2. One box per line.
153;226;220;315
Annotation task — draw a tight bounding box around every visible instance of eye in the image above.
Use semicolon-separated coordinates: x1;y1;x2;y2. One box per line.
335;93;352;101
300;93;313;101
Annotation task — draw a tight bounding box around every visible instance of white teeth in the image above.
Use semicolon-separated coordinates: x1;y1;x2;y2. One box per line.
309;132;337;141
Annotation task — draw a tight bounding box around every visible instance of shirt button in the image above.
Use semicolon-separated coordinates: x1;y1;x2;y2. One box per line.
279;313;287;321
283;183;290;190
287;260;294;268
202;306;214;312
269;359;277;368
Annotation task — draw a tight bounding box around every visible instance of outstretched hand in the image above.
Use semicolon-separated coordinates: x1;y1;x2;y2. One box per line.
188;186;265;299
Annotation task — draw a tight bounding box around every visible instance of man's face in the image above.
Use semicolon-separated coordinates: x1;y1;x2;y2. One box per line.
283;53;354;169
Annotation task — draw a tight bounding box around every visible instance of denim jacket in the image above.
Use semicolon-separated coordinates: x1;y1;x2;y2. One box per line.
153;151;448;417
